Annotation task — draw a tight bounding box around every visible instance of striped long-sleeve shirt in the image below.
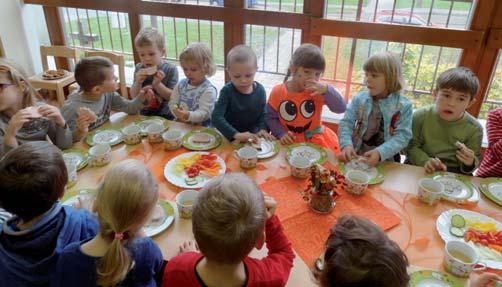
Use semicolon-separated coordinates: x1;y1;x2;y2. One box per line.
476;108;502;178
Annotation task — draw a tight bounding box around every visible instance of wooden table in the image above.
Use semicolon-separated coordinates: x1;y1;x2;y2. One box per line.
68;113;501;286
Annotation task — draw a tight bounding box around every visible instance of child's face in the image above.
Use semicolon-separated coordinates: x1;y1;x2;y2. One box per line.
291;67;322;89
0;69;21;112
434;88;472;122
364;71;388;98
96;67;119;94
137;44;165;67
227;62;257;94
181;60;206;86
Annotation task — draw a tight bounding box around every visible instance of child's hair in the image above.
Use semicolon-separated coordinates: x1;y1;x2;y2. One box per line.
192;173;266;264
435;67;479;99
318;215;409;287
363;52;405;94
134;27;165;51
179;42;216;77
285;43;326;82
0;141;67;222
93;159;159;287
226;45;258;69
0;58;37;108
75;56;113;92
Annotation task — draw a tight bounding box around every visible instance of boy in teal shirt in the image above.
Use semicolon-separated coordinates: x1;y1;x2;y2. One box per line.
406;67;483;174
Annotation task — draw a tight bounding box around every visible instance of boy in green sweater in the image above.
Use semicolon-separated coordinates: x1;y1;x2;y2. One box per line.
406;67;483;175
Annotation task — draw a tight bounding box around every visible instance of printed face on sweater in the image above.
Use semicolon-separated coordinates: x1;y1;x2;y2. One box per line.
137;44;165;67
181;60;206;86
278;97;317;133
434;88;472;122
364;71;388;98
227;62;256;94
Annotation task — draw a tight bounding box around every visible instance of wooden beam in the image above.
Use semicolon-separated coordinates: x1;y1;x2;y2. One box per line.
42;6;69;70
301;0;323;45
223;0;245;83
310;19;484;49
128;12;141;64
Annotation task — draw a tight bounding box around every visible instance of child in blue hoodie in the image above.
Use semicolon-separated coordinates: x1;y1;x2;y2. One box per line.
0;141;98;286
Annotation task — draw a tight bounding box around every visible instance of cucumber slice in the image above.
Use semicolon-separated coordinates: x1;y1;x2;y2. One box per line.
450;226;465;237
451;214;466;228
185;178;198;186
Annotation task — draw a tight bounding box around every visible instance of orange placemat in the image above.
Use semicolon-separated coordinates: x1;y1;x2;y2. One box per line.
259;175;401;266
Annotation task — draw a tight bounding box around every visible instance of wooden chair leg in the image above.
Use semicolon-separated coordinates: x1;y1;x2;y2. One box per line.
56;85;65;107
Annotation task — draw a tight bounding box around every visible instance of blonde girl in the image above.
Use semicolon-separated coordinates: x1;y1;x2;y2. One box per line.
0;58;72;155
338;52;413;167
53;160;164;287
168;42;218;126
265;44;346;155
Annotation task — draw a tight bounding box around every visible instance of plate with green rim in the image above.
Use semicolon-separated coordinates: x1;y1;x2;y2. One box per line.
135;116;170;136
236;138;280;160
144;200;175;237
427;172;479;204
182;128;222;151
479;177;502;206
409;270;463;287
339;158;385;185
62;148;88;171
62;188;96;209
286;143;327;164
85;128;123;146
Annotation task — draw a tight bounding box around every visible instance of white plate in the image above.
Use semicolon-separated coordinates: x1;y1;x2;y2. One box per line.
488;182;502;201
137;119;165;133
164;152;226;189
429;173;479;203
436;209;502;269
143;201;175;237
92;130;122;145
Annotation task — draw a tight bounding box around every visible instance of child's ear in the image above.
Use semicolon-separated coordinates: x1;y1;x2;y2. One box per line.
91;85;101;95
161;48;166;57
432;89;438;99
290;66;297;75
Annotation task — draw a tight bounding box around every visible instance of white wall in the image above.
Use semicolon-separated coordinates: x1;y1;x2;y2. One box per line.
0;0;50;75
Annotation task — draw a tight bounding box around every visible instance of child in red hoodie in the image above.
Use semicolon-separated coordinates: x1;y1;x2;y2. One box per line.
163;173;295;287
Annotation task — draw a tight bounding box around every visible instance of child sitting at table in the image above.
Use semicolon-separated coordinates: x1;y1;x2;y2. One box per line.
212;45;275;143
53;159;164;287
168;42;218;126
316;215;410;287
61;56;150;141
0;141;98;287
476;108;502;177
406;67;483;175
130;27;179;118
163;173;295;287
338;52;413;167
266;44;346;155
0;58;72;156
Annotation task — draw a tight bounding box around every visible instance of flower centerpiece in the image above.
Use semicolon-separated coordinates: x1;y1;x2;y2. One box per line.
301;164;345;213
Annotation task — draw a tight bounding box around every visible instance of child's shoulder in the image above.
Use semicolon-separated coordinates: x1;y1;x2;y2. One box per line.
158;60;177;72
463;112;483;131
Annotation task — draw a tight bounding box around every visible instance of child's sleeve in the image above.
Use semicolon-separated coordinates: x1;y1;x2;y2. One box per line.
110;92;144;115
486;109;502;153
212;88;239;140
323;85;346;113
337;94;360;149
46;121;73;150
255;84;268;132
252;215;295;285
375;99;413;161
406;108;431;166
460;121;483;174
60;104;81;142
266;87;287;138
168;83;181;113
162;64;179;89
188;86;217;124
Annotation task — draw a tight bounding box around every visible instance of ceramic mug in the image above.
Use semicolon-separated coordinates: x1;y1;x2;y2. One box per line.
289;155;312;179
146;123;164;143
444;240;486;277
176;189;198;219
345;170;370;195
64;159;78;188
88;144;111;167
418;178;444;205
122;124;142;145
162;130;183;151
234;146;258;169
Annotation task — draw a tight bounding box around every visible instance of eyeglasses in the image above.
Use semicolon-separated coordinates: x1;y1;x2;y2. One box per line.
0;83;14;92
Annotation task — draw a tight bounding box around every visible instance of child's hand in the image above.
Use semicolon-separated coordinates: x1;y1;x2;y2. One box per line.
468;272;501;287
152;70;165;87
38;104;65;128
456;142;475;167
134;70;148;85
234;132;259;143
305;80;328;96
424;157;447;173
362;149;381;167
76;113;93;134
6;109;32;136
179;240;199;255
264;195;277;219
257;129;276;141
339;145;357;162
173;107;190;122
279;132;295;145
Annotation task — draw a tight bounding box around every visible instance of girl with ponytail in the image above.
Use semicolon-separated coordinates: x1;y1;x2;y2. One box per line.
53;159;164;287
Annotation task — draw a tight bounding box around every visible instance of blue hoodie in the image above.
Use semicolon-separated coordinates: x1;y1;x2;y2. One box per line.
0;203;98;286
